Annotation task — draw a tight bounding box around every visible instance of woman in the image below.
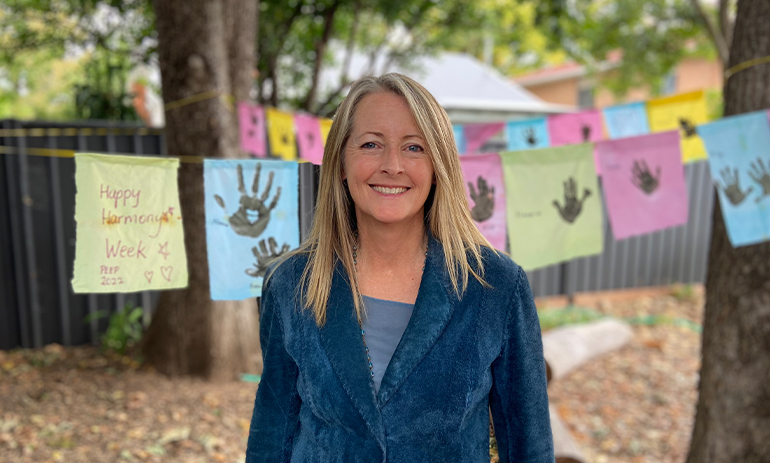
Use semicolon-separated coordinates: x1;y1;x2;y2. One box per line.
246;73;554;463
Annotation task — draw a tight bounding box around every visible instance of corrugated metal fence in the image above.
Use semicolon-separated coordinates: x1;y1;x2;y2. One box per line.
0;119;714;350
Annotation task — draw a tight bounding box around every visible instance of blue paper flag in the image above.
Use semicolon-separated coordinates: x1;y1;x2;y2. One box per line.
204;159;300;299
506;117;550;151
697;111;770;247
602;102;650;139
453;124;466;154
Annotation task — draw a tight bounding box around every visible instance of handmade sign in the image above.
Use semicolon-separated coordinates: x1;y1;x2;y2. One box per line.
602;102;650;139
501;144;603;270
460;153;508;250
238;102;267;157
71;153;188;293
596;131;688;240
698;111;770;247
266;108;297;161
506;117;550;151
294;114;324;165
547;109;605;146
204;159;300;299
647;90;709;163
320;118;333;147
453;124;467;154
464;122;504;154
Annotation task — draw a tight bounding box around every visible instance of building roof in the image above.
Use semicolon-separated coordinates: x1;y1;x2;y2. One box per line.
319;51;573;114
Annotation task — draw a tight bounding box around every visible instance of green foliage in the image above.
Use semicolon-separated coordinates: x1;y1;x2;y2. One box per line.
537;305;607;331
74;50;139;120
84;302;144;355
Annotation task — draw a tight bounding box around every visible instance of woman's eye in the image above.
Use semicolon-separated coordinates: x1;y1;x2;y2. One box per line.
406;144;424;152
361;142;377;149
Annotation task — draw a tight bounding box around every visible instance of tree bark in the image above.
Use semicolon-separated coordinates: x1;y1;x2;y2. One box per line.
686;1;770;461
142;0;262;381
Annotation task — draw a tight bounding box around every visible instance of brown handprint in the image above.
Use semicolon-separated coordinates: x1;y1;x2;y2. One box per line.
717;166;752;206
553;177;592;223
214;163;281;237
679;118;697;138
468;176;495;222
581;125;591;141
246;237;291;278
631;160;661;195
747;157;770;203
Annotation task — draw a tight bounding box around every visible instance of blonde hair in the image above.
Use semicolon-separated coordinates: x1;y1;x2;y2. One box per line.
281;73;491;325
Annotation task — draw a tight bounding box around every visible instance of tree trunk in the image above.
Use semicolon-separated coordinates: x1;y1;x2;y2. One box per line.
686;1;770;461
141;0;262;381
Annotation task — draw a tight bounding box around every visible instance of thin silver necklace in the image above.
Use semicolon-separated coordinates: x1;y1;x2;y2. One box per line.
352;231;428;379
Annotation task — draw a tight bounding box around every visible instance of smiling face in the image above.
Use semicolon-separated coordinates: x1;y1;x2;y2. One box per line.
343;92;434;230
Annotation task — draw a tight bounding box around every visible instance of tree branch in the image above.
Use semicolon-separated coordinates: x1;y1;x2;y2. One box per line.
688;0;729;66
718;0;733;52
303;0;341;112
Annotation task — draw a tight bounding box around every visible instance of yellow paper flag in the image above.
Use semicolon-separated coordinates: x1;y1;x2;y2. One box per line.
71;153;188;293
266;108;297;160
320;118;333;145
647;90;710;163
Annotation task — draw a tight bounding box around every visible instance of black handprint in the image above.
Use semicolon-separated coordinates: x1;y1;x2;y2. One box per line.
245;237;291;278
553;177;592;223
747;157;770;203
581;125;591;142
247;114;259;138
214;163;281;237
679;118;697;138
523;127;538;146
717;166;752;206
468;176;495;222
631;160;661;195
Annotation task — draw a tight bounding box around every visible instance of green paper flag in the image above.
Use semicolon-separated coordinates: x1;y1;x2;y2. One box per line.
501;144;603;270
72;153;189;293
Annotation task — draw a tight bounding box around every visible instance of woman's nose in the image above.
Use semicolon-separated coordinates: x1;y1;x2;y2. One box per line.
380;145;404;174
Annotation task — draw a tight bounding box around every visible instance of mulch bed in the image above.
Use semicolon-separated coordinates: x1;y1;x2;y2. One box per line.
0;285;703;463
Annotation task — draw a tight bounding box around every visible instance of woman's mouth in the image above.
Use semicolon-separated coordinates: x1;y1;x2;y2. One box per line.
371;185;408;195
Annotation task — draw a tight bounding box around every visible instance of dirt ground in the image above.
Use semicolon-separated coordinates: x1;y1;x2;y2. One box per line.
0;285;703;463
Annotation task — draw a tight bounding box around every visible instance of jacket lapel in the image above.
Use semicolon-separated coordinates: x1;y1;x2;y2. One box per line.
319;262;386;449
376;236;456;407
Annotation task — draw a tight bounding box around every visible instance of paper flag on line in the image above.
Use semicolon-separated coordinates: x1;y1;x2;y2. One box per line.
602;102;650;139
464;122;504;154
320;118;333;146
501;144;603;271
294;114;324;165
697;111;770;247
647;90;710;163
459;153;508;251
453;124;467;154
204;159;300;300
596;131;688;240
547;109;605;146
71;153;188;293
238;103;267;157
506;117;550;151
266;108;297;161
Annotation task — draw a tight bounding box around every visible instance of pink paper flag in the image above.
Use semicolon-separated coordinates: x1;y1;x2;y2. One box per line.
464;122;505;154
294;114;324;165
238;103;267;157
460;153;508;250
548;110;606;174
596;131;688;240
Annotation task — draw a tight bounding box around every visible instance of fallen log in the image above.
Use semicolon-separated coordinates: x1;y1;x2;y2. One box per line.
542;318;633;384
550;404;585;463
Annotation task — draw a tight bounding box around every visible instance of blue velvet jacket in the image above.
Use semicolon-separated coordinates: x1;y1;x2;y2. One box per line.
246;237;554;463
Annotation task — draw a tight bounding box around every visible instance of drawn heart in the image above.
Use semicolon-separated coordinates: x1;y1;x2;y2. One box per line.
144;271;154;283
160;266;173;282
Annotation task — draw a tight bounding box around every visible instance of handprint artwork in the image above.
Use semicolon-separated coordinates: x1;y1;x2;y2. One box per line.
247;238;291;278
631;160;661;195
238;103;266;157
294;114;324;164
553;177;592;224
523;127;538;146
468;176;495;222
678;118;698;138
214;163;281;237
204;159;299;299
717;165;752;206
581;125;592;142
748;157;770;202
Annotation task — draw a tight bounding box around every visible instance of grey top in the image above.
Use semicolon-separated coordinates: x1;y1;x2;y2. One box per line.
361;295;415;394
